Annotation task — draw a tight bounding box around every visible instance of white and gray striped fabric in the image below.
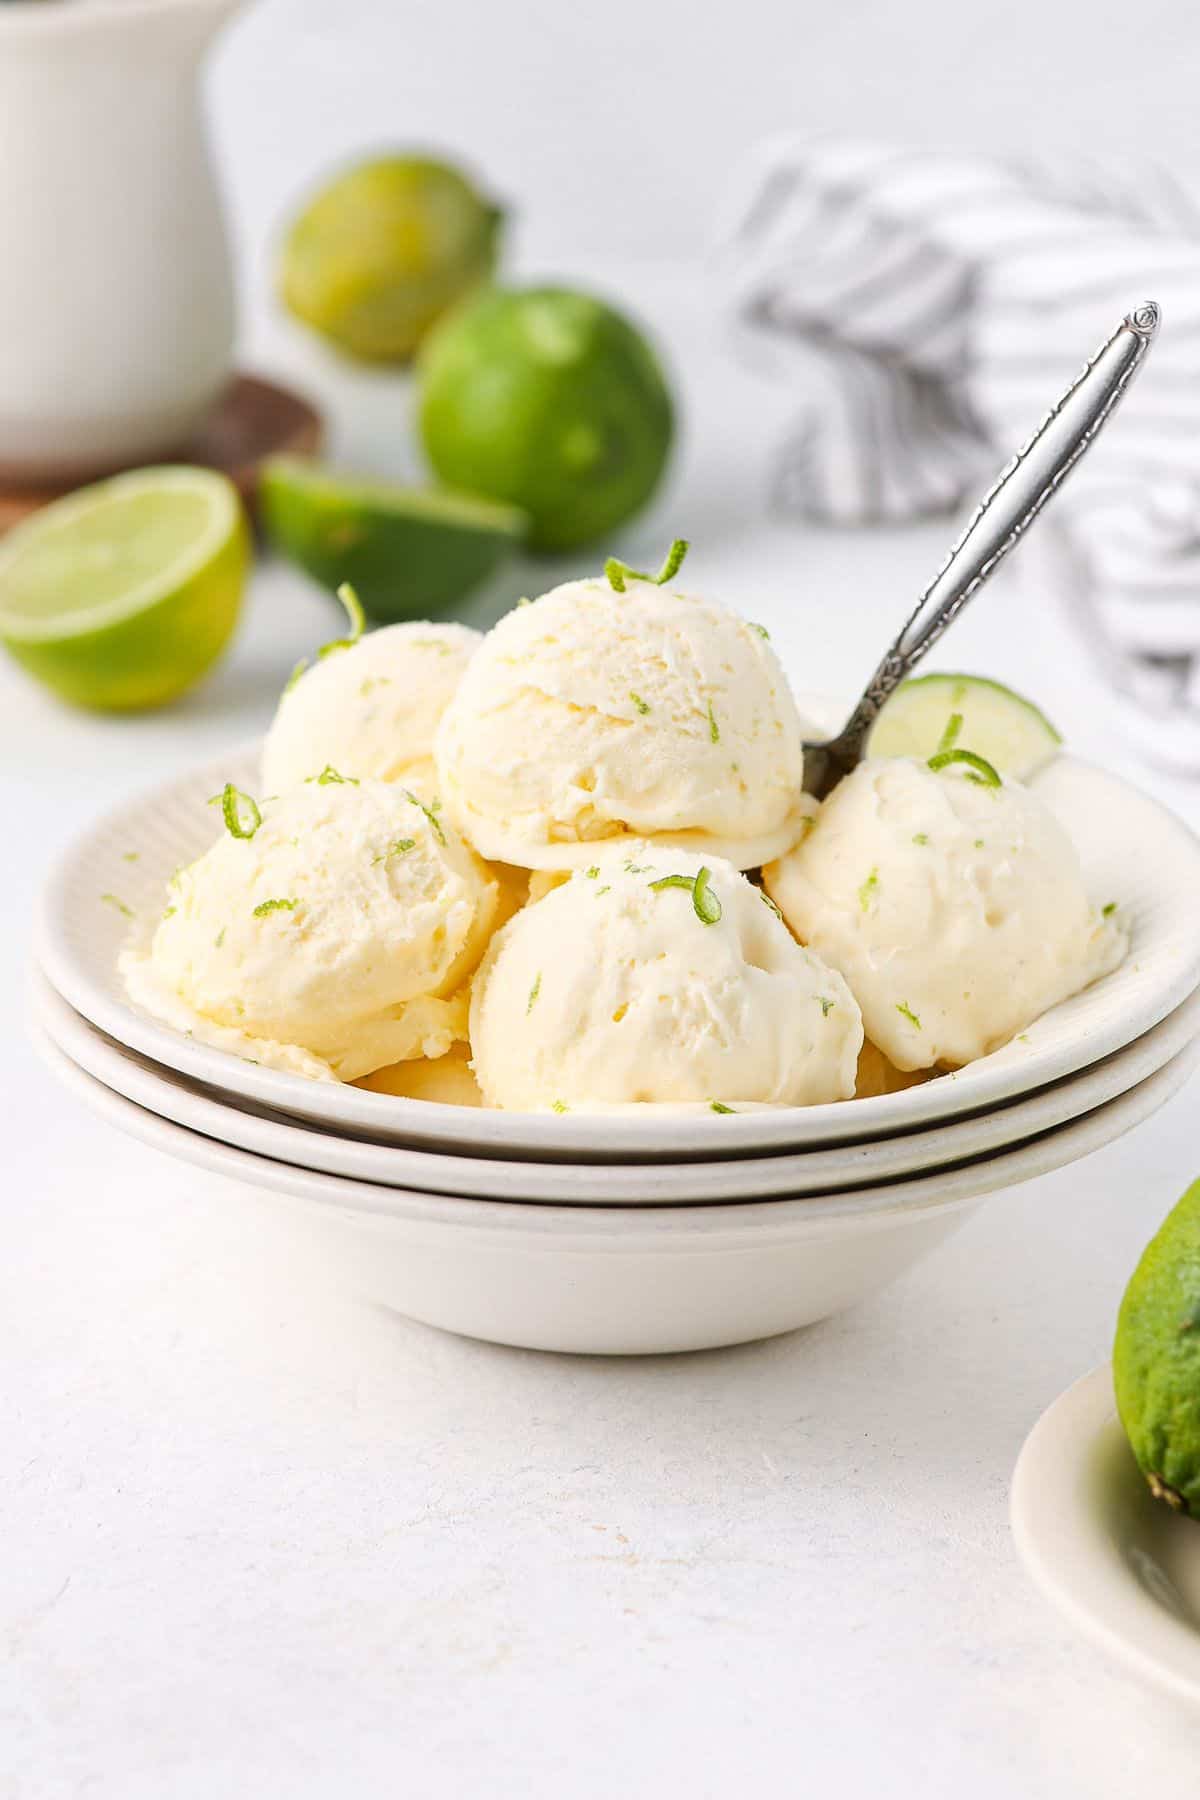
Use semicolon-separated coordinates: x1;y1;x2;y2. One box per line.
720;137;1200;769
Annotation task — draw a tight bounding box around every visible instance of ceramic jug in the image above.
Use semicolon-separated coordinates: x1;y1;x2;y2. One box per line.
0;0;242;483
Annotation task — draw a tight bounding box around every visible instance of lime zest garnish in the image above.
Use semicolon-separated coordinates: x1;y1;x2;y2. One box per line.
750;622;770;639
402;788;446;846
122;851;139;864
253;897;299;918
936;712;964;755
604;537;690;592
162;905;176;920
317;582;366;660
706;699;719;744
647;868;724;924
411;638;454;655
629;691;651;715
927;747;1002;787
974;838;985;849
623;859;651;874
896;1001;921;1029
1102;901;1118;918
527;972;542;1014
710;1100;735;1114
912;833;929;846
372;837;416;866
307;764;359;786
858;867;879;912
101;892;133;919
517;596;532;607
692;865;721;925
595;884;611;897
218;784;262;840
551;1099;569;1114
760;890;784;921
585;865;600;879
283;658;309;695
215;927;225;949
818;996;835;1016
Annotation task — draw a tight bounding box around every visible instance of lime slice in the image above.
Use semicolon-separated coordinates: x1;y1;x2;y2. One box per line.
0;466;248;712
867;673;1062;780
259;457;527;623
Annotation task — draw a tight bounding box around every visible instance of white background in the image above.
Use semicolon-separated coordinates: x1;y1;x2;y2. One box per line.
8;1;1200;1794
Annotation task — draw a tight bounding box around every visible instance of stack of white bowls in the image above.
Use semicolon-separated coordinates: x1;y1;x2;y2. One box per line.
29;744;1200;1355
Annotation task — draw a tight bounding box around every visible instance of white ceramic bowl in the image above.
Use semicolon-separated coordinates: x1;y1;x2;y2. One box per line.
1012;1365;1200;1708
38;745;1200;1161
33;969;1200;1206
32;1023;1200;1354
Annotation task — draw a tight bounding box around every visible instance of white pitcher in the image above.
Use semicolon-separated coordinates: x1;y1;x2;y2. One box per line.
0;0;242;483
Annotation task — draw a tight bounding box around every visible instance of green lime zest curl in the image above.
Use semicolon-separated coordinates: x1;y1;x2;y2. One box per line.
629;691;651;715
307;764;359;786
896;1001;921;1029
710;1100;736;1114
648;865;722;926
403;788;445;846
604;538;690;592
927;747;1002;787
101;892;134;919
215;784;262;840
372;837;416;866
317;582;367;660
527;972;542;1014
253;897;299;918
760;890;784;922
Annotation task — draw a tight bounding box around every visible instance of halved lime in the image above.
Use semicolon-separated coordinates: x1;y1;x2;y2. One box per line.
259;456;528;623
0;466;248;712
867;673;1062;779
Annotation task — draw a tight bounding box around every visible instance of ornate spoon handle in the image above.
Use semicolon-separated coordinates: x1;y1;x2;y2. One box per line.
803;302;1160;798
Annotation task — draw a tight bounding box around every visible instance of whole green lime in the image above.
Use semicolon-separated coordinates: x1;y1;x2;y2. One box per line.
279;155;502;363
417;285;675;551
1114;1176;1200;1515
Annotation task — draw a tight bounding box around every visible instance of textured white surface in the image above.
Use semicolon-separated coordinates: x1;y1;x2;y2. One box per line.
11;15;1200;1774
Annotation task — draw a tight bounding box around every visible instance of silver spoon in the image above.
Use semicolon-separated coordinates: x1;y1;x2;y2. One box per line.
801;301;1161;800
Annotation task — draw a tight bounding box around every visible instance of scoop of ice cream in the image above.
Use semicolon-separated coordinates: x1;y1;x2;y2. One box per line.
469;846;862;1111
261;621;480;793
121;776;498;1080
434;577;809;869
764;757;1127;1070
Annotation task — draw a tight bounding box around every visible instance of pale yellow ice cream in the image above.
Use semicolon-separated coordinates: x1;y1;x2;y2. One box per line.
434;577;810;869
121;776;498;1080
764;757;1127;1071
469;846;862;1111
261;620;480;793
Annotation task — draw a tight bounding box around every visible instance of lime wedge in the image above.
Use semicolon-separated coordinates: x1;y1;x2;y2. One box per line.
0;466;248;712
867;673;1062;780
259;457;528;623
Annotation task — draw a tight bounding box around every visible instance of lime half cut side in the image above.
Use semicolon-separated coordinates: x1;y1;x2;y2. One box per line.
0;466;248;712
867;673;1062;780
259;455;528;624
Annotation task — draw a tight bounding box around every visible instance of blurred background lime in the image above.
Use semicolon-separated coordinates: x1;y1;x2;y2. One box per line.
0;467;248;711
279;154;503;363
259;456;528;622
417;284;675;551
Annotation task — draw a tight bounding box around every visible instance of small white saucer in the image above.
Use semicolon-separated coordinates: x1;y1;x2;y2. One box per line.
1012;1365;1200;1707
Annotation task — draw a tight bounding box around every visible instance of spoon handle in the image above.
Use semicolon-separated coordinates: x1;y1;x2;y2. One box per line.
821;301;1160;771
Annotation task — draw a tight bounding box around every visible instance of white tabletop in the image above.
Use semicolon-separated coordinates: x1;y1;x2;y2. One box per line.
7;264;1200;1797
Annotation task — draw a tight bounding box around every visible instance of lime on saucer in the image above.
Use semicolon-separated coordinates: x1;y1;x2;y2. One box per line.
867;673;1062;779
0;466;248;712
259;456;528;622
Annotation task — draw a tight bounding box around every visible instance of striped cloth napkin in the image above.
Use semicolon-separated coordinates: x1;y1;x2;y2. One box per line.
720;137;1200;769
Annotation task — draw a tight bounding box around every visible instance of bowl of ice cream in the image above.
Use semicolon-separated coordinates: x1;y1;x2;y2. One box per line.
29;545;1200;1350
